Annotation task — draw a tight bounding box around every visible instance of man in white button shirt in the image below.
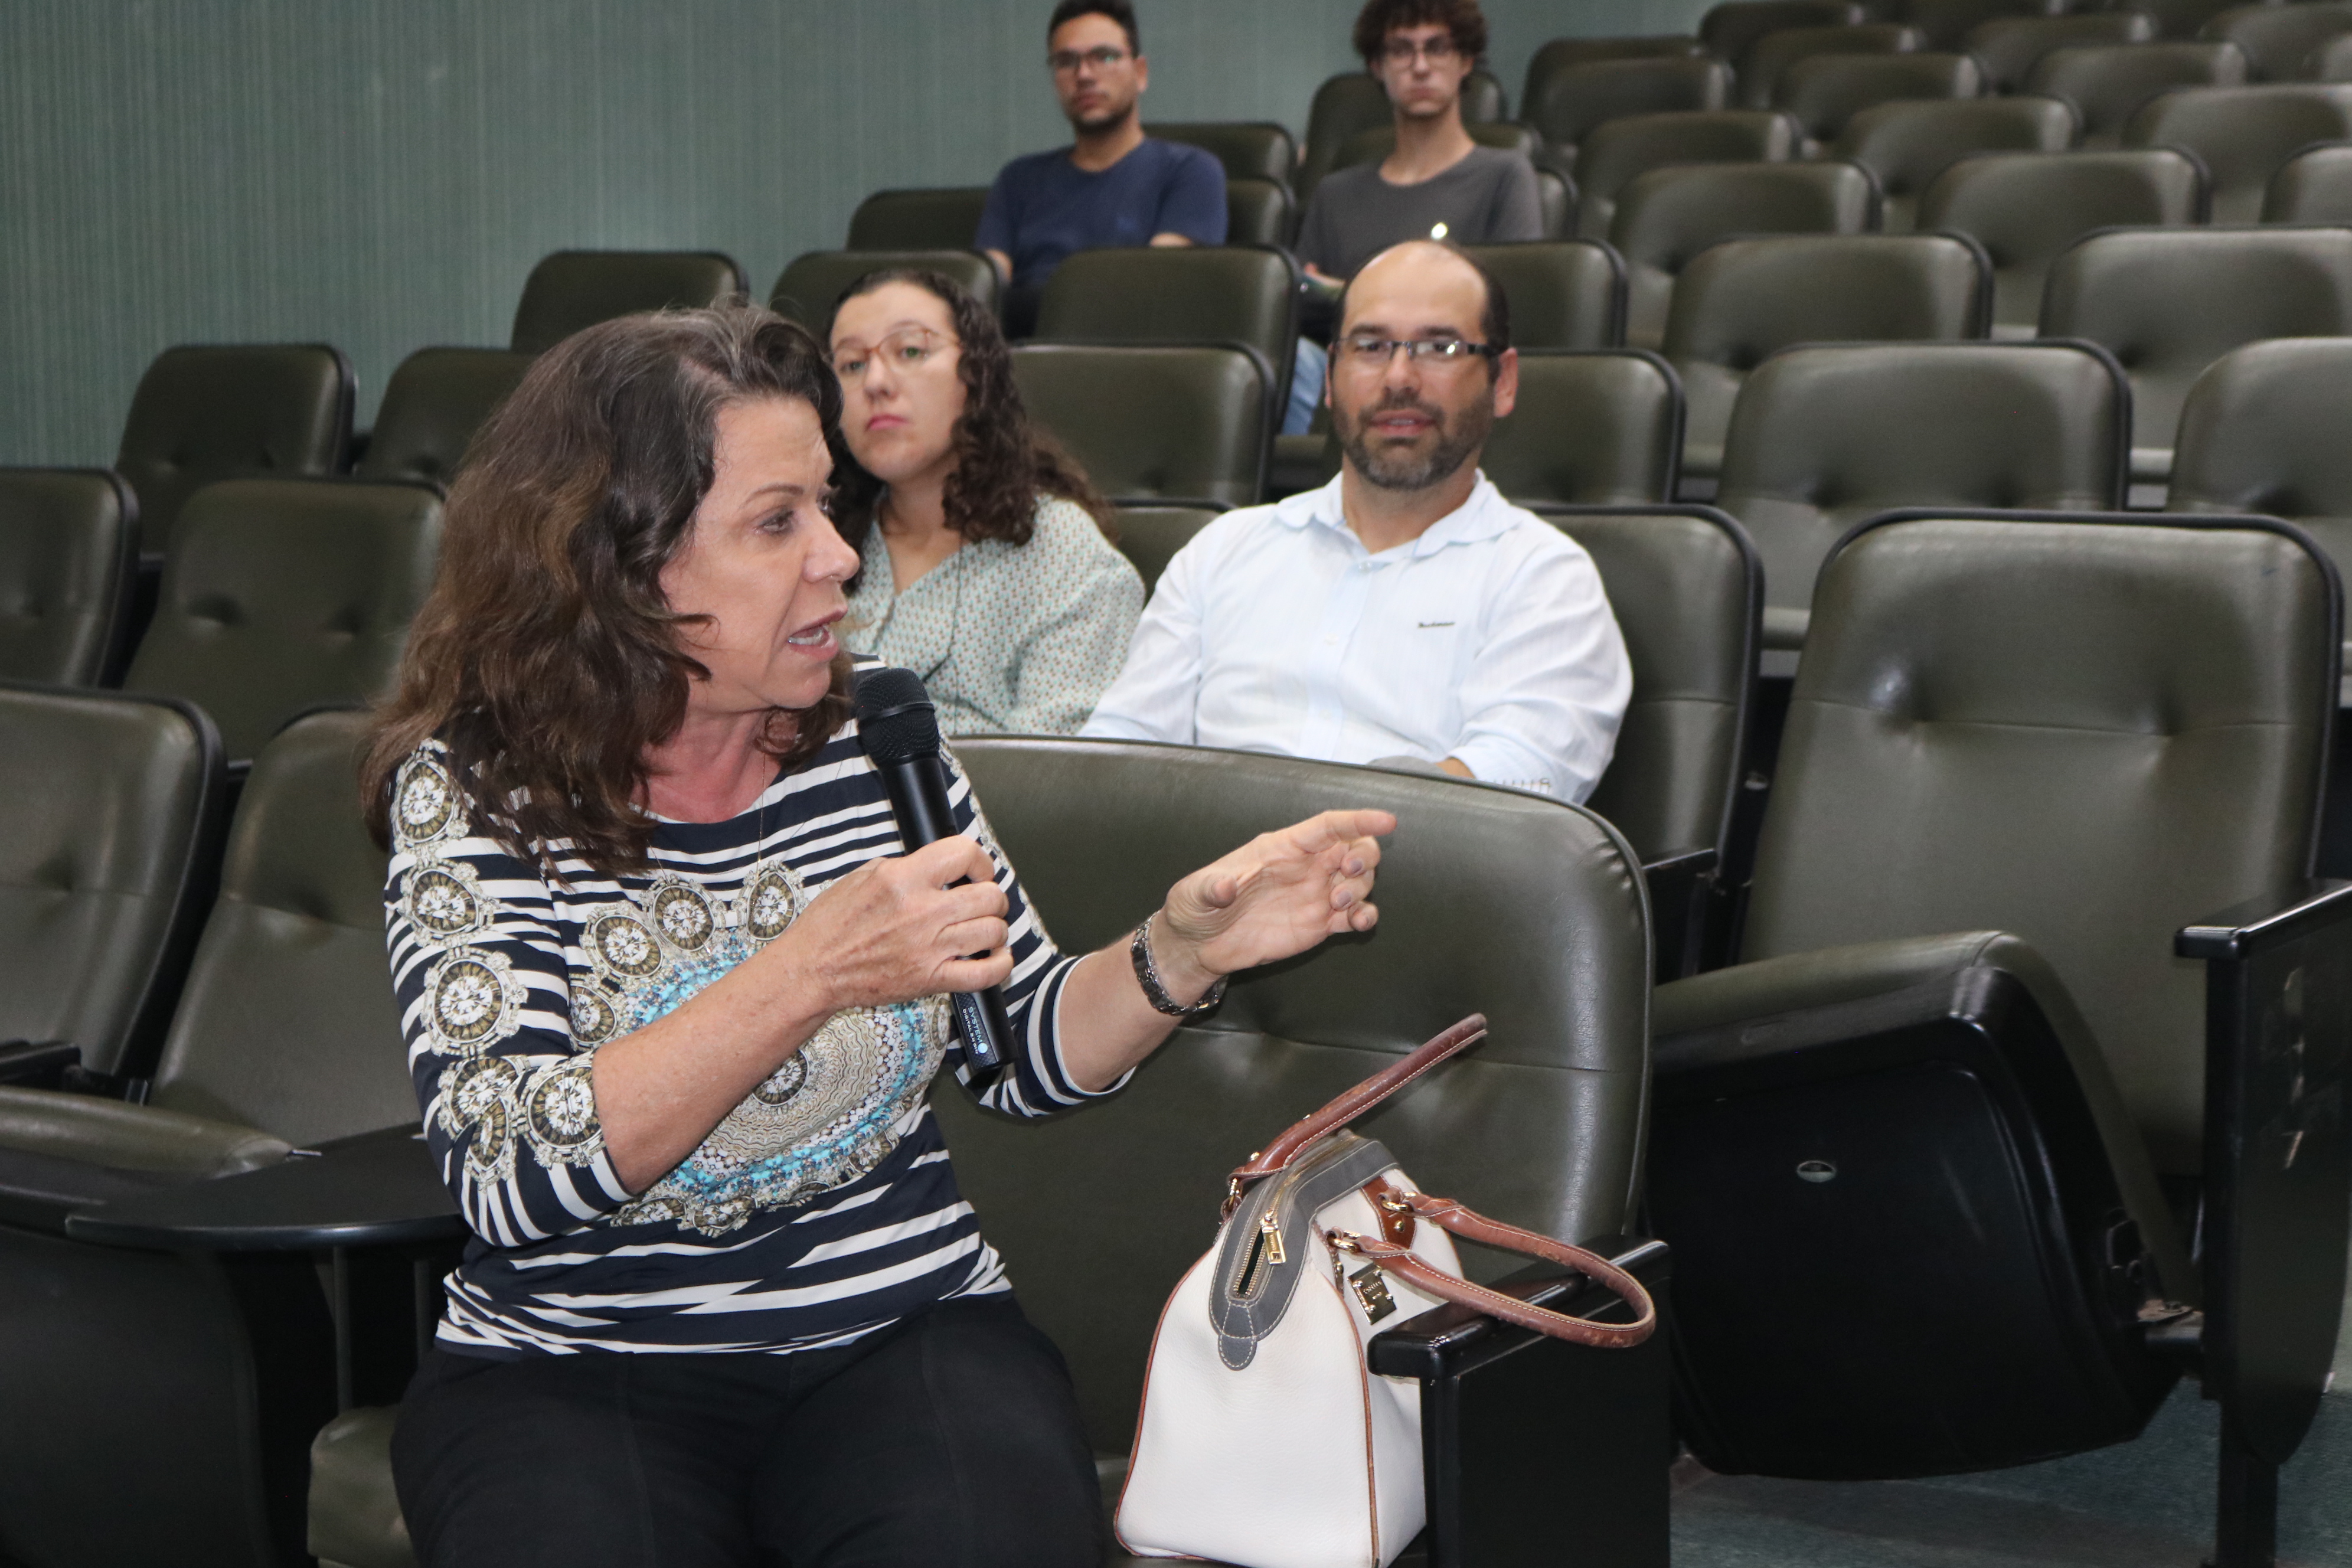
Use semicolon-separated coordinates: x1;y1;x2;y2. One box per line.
1082;239;1631;800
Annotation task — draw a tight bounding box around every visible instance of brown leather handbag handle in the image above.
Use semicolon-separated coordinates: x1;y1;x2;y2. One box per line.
1223;1014;1488;1216
1332;1191;1657;1349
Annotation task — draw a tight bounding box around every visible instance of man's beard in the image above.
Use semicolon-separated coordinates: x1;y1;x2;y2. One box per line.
1335;386;1493;492
1068;96;1137;133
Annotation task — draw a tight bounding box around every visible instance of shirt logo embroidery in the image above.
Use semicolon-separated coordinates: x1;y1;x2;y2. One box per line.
1417;620;1456;629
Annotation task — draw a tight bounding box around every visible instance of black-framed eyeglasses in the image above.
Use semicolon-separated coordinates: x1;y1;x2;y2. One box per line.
1381;36;1461;64
1049;44;1129;73
1335;335;1500;368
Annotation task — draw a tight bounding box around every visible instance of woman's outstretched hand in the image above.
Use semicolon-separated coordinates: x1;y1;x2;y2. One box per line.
1152;809;1396;997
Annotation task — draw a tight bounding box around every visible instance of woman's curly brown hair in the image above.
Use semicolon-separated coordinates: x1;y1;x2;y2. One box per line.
1352;0;1487;65
359;302;853;878
827;267;1110;580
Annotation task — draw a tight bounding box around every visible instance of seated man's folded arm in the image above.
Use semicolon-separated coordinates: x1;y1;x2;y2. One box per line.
1443;542;1632;801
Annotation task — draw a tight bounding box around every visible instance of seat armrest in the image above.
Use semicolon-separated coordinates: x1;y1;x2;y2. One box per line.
2176;877;2352;960
0;1086;290;1178
1643;849;1717;984
1653;930;2019;1051
0;1041;79;1087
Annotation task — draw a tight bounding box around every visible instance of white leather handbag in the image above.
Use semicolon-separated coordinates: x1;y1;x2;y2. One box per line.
1113;1015;1657;1568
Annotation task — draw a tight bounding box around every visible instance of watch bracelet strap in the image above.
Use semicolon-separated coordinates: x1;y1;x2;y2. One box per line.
1131;917;1226;1018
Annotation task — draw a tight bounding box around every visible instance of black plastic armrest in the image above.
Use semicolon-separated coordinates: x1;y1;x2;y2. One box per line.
0;1041;80;1087
1642;848;1718;984
2175;877;2352;960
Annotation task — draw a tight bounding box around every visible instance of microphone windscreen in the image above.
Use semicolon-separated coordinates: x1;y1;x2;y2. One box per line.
852;666;942;765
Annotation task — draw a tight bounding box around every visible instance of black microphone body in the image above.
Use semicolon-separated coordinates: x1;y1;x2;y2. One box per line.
853;668;1014;1074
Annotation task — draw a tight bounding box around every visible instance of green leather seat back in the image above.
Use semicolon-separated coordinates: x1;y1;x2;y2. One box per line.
1033;248;1295;403
2041;226;2352;483
768;250;1001;341
2168;337;2352;583
1965;12;2154;94
1740;25;1925;111
1536;167;1575;239
1916;149;2204;334
0;469;135;687
2026;41;2247;145
1611;160;1877;350
1700;0;1867;68
1459;240;1627;348
1743;514;2333;1171
354;349;534;492
2312;33;2352;82
146;710;410;1145
2263;140;2352;221
1298;68;1510;201
123;479;442;762
1576;110;1802;241
1524;56;1733;153
1897;0;2068;53
1717;342;2125;645
1111;504;1220;596
1525;36;1708;113
115;345;352;555
1833;96;2076;233
1010;344;1268;508
935;739;1651;1452
1664;233;1988;478
1481;350;1682;504
1144;121;1296;185
2122;83;2352;220
507;250;747;355
1777;51;1987;144
1223;177;1295;249
1543;508;1758;864
845;187;990;251
2199;2;2352;81
0;688;222;1079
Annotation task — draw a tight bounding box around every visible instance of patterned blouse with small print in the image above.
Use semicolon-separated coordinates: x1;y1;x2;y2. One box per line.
382;704;1124;1357
842;494;1144;737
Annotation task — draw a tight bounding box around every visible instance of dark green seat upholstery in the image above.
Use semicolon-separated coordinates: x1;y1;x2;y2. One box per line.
1739;24;1925;111
1775;50;1987;145
1574;109;1804;241
2135;0;2261;39
507;250;747;354
1223;177;1295;247
1034;246;1296;410
1663;232;1988;478
354;348;533;491
1832;96;2077;231
0;687;224;1087
1965;11;2155;93
1524;55;1734;159
1916;148;2205;334
1110;503;1221;596
845;187;989;250
115;344;353;554
1145;121;1295;185
2199;1;2352;80
2168;336;2352;601
0;468;137;686
123;479;442;761
1525;35;1708;112
1611;159;1879;349
1460;240;1626;347
2312;31;2352;81
768;249;1001;339
1894;0;2067;52
1699;0;1867;70
2026;40;2249;146
1715;341;2126;651
1481;351;1684;504
1010;344;1268;508
2122;81;2352;220
2040;224;2352;484
1298;68;1510;201
2263;138;2352;220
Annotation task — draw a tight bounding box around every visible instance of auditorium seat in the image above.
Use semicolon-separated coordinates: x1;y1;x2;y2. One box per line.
0;468;138;686
1523;35;1709;116
1894;0;2067;53
1523;55;1734;164
1223;177;1296;247
2264;139;2352;220
1459;240;1627;348
1032;246;1297;411
0;685;226;1089
1965;11;2156;94
0;708;410;1568
507;250;748;355
2199;1;2352;80
1574;110;1804;241
2122;82;2352;220
1699;0;1868;72
1534;166;1576;238
1299;68;1510;201
845;186;991;250
1108;503;1221;595
1480;351;1684;505
2134;0;2256;39
2311;31;2352;80
2039;224;2352;483
1916;149;2206;335
115;344;354;555
1144;120;1296;186
1612;160;1881;349
123;479;442;762
1665;232;1987;476
2167;337;2352;597
2026;41;2249;146
1776;51;1988;146
1009;344;1269;508
1714;341;2126;650
353;348;534;491
311;740;1668;1568
1739;25;1926;112
1834;97;2077;230
1646;510;2344;1568
768;249;1001;339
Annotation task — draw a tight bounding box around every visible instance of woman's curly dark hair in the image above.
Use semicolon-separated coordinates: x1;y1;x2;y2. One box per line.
827;267;1110;580
1352;0;1488;65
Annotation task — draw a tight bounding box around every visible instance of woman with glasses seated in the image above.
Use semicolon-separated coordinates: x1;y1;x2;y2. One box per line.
829;268;1144;737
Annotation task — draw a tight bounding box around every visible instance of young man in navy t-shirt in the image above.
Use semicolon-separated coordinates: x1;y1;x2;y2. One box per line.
978;0;1227;335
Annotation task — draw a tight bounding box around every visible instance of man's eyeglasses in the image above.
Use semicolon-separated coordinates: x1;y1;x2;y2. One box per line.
1381;36;1462;64
1335;335;1500;370
1049;45;1129;73
831;326;953;383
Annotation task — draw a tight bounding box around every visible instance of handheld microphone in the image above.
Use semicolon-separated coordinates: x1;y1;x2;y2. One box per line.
852;667;1012;1074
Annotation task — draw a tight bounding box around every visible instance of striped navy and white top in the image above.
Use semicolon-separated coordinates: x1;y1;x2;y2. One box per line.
383;714;1118;1357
